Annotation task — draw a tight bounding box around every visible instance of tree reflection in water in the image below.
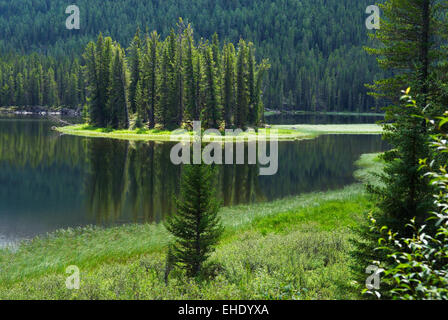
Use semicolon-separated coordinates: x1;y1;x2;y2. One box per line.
0;116;388;242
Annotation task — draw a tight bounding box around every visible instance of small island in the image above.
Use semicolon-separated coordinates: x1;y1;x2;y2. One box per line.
55;123;383;142
77;24;271;139
55;24;383;143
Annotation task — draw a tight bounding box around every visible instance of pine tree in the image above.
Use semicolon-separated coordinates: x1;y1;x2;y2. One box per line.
15;73;25;106
212;33;221;76
366;0;446;109
99;37;113;125
134;79;146;128
29;64;44;106
95;33;107;126
128;28;142;114
154;31;179;129
108;46;129;129
222;42;236;127
145;31;159;128
255;59;271;125
164;164;223;277
247;43;257;126
183;24;198;123
6;74;15;106
167;29;180;127
201;46;221;128
175;19;186;126
375;90;435;234
212;33;223;116
83;41;101;126
44;68;59;107
68;73;79;108
235;40;249;128
194;46;204;123
37;64;44;106
365;0;447;230
82;34;112;126
156;44;173;129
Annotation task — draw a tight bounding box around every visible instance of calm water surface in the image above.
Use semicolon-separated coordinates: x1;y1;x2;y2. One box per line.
0;115;388;247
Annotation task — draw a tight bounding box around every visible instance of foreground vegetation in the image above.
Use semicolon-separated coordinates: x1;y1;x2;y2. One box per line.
0;153;382;300
55;123;382;142
352;0;448;300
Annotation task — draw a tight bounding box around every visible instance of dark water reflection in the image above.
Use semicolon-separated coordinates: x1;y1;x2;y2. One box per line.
0;116;388;246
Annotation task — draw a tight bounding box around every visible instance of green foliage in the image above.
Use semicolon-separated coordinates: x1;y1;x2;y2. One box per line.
0;52;84;108
128;28;142;114
0;19;269;130
362;0;447;234
368;112;448;300
365;0;447;108
355;0;448;299
222;42;236;126
43;68;59;107
143;31;160;128
82;23;267;130
83;41;102;126
164;165;223;277
156;42;176;129
0;0;382;112
352;92;435;299
97;35;113;126
107;45;129;129
183;25;198;123
201;46;221;128
369;91;434;231
235;40;249;128
133;79;146;129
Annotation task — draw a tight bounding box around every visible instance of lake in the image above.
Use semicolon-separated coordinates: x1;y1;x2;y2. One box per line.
0;115;388;247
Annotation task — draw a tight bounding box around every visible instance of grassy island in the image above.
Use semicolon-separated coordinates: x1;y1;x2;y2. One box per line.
54;123;383;142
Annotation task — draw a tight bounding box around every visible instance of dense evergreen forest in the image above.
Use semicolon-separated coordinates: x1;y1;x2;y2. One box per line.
0;53;84;109
84;25;269;130
0;0;383;112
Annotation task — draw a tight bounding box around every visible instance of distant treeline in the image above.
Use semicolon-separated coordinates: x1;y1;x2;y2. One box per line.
84;22;269;130
0;54;84;109
0;0;383;112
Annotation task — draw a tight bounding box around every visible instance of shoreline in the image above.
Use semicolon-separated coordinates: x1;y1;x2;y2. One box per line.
1;106;383;118
0;106;81;117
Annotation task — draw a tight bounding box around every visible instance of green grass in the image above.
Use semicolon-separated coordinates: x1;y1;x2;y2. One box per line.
55;124;179;141
0;153;384;300
354;153;385;187
55;123;382;142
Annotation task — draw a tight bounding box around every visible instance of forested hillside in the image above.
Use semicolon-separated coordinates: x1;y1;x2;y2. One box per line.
0;0;383;112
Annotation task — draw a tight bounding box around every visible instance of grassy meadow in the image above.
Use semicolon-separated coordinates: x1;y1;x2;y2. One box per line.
0;153;383;300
